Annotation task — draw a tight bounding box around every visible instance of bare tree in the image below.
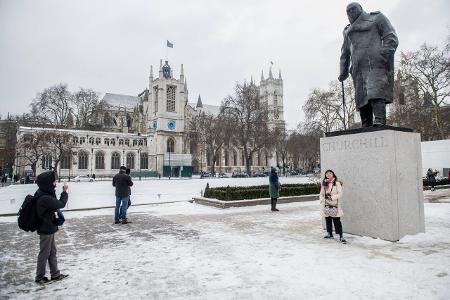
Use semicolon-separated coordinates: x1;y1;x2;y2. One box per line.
400;42;450;139
273;127;290;175
192;112;231;175
43;131;74;178
31;83;73;128
303;88;338;134
287;123;320;173
72;88;100;129
221;82;272;175
16;131;48;176
328;80;357;129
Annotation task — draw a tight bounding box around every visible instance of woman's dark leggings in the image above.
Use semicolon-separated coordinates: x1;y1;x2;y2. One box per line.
325;217;343;237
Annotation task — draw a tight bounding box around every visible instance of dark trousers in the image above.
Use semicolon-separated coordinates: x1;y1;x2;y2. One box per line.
325;217;343;237
271;198;277;209
36;234;60;281
359;99;386;127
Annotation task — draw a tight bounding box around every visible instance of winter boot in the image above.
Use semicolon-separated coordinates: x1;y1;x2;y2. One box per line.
271;199;279;212
340;236;347;244
51;274;69;281
323;233;333;239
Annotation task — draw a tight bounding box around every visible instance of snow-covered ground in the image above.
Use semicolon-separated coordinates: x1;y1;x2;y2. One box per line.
0;189;449;299
0;176;312;215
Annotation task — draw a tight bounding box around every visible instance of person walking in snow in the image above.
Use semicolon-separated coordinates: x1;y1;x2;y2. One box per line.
34;171;69;284
113;166;133;224
269;167;281;212
426;168;438;191
118;168;132;223
320;169;346;244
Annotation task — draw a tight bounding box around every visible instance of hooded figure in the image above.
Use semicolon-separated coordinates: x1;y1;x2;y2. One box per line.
34;171;69;283
339;2;398;127
269;167;281;211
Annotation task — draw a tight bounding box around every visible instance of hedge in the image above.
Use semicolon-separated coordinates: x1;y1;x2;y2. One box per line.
423;178;450;186
203;183;321;201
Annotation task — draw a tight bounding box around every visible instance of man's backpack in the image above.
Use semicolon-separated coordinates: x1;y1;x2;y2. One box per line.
18;195;40;232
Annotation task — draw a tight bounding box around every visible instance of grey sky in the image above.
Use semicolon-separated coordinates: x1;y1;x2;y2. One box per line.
1;0;449;129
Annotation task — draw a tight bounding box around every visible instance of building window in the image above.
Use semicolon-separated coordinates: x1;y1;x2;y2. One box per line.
110;138;116;146
257;151;261;166
140;153;148;170
104;138;110;146
111;152;121;169
154;86;158;113
78;151;88;170
224;150;229;166
124;139;130;146
89;137;94;145
73;136;79;144
42;155;52;170
79;137;86;145
95;138;101;145
233;150;237;166
60;153;71;169
167;138;175;153
166;85;176;112
119;139;124;146
126;153;135;169
95;151;105;169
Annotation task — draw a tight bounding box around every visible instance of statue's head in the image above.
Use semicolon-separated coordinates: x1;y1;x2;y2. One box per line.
346;2;363;24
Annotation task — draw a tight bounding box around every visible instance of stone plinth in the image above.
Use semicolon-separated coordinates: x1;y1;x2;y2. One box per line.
320;128;425;241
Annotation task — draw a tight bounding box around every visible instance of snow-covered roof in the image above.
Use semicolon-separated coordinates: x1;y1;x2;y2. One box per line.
101;93;140;109
187;103;221;116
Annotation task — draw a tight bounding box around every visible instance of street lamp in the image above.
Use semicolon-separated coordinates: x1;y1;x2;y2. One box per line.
138;147;142;181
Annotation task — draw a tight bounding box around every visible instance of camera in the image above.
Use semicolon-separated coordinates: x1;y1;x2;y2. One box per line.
325;193;331;200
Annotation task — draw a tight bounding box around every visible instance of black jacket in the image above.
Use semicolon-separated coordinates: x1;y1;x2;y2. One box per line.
113;170;133;198
34;171;68;235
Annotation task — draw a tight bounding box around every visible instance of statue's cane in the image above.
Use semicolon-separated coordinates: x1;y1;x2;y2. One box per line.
341;81;347;130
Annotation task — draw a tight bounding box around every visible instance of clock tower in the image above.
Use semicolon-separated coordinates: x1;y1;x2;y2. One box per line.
146;59;188;173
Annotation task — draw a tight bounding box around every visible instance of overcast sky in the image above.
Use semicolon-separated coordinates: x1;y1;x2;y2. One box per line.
1;0;449;129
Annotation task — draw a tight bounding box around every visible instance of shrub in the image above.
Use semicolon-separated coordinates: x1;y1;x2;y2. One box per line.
203;183;321;201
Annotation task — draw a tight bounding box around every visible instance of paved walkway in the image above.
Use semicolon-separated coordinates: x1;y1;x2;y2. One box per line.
1;198;449;299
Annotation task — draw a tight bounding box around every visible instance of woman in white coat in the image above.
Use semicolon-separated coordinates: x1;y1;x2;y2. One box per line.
320;169;346;244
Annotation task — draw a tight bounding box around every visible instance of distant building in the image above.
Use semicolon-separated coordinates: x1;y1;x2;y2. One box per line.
16;59;285;177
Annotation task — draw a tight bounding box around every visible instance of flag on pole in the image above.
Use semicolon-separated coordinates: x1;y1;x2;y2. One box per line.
270;61;274;65
167;40;174;48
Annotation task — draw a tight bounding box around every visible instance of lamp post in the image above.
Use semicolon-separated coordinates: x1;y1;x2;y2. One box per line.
200;150;203;174
138;147;142;181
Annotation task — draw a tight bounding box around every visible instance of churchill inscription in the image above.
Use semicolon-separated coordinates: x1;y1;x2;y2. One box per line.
322;136;387;152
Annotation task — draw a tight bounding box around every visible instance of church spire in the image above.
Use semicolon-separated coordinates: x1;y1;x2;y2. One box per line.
278;69;282;80
196;94;203;108
261;70;264;81
159;59;163;78
149;65;153;83
180;64;184;82
269;66;273;79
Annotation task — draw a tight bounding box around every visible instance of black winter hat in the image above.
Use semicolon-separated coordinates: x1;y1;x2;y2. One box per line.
36;171;56;193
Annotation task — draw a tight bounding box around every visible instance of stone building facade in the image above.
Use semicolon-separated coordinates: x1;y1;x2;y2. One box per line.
16;59;285;177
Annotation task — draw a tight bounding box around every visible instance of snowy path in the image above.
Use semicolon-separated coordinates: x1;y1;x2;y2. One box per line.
1;196;450;299
0;177;312;215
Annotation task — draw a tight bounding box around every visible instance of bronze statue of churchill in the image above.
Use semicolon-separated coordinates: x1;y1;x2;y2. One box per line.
339;2;398;127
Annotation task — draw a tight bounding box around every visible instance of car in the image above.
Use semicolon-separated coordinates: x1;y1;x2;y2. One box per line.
74;175;95;182
218;172;229;178
232;171;249;178
20;176;36;184
200;172;212;178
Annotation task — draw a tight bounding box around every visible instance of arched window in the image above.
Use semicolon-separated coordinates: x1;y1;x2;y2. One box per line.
233;150;238;166
78;151;88;170
95;151;105;169
166;86;176;112
89;137;94;145
140;153;148;169
95;137;101;145
154;86;159;113
257;151;261;166
111;152;121;169
73;136;79;144
224;150;229;166
104;138;110;146
110;138;116;146
119;139;124;146
167;138;175;153
126;153;135;169
60;152;71;169
42;155;52;170
124;139;130;146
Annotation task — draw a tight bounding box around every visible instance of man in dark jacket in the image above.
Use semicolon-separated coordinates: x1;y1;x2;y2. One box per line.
34;171;69;284
113;166;133;224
